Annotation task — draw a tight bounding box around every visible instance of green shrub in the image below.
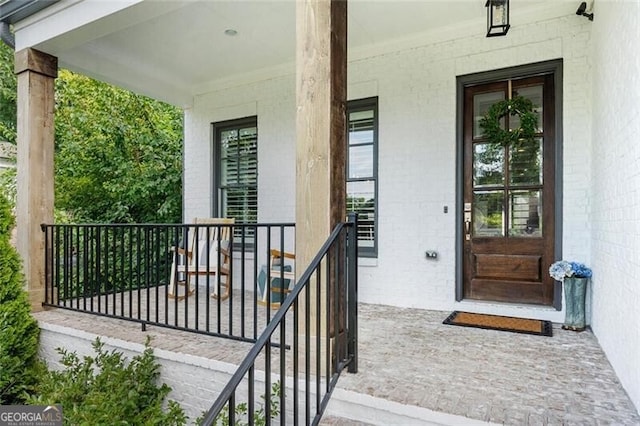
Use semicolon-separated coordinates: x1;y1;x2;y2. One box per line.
0;192;40;404
29;337;186;426
197;381;281;426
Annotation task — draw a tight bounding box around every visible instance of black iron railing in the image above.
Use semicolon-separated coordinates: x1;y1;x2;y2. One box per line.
200;214;358;425
42;222;295;343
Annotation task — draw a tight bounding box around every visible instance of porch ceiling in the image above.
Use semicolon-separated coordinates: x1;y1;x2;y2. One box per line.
9;0;572;106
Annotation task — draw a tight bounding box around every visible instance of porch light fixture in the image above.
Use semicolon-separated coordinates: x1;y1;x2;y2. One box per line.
224;29;238;36
576;2;594;21
485;0;510;37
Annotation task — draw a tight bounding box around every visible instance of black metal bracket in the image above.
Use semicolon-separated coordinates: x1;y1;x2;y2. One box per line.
576;2;594;21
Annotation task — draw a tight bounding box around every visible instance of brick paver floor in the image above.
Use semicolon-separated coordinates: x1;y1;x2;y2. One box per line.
35;301;640;425
338;304;640;425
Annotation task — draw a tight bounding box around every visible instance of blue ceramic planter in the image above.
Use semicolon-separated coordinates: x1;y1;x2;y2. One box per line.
563;276;588;331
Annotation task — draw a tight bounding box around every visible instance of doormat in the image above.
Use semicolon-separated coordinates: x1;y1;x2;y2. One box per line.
443;311;553;337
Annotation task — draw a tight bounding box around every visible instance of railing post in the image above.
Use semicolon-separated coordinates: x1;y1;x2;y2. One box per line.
347;212;358;373
41;224;50;306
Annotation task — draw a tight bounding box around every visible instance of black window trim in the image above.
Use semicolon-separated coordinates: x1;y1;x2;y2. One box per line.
211;115;258;225
347;96;379;258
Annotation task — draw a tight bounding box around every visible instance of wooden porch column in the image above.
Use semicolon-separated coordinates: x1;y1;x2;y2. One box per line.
15;48;58;312
295;0;347;329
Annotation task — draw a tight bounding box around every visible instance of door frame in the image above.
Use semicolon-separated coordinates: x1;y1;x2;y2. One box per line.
455;59;564;310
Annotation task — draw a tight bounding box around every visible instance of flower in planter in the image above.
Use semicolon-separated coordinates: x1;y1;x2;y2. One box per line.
549;260;592;281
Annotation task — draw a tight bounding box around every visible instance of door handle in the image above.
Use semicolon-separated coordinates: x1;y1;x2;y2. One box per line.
464;211;472;240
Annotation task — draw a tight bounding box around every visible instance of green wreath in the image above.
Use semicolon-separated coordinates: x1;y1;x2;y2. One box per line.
479;96;538;147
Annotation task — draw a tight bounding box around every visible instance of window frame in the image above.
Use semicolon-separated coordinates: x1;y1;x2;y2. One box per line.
347;97;379;258
211;116;258;227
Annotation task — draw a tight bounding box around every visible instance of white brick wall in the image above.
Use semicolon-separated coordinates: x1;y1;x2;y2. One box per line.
590;0;640;411
348;15;593;323
184;12;592;324
184;78;296;224
38;323;236;422
39;324;327;424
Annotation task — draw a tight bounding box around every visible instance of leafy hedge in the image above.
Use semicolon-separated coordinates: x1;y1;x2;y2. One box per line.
0;192;40;404
29;338;186;426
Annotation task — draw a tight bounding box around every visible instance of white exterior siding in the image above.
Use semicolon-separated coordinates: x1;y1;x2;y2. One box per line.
184;14;592;324
591;0;640;411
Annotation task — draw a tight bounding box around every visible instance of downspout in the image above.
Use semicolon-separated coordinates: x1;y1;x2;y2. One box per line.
0;21;15;49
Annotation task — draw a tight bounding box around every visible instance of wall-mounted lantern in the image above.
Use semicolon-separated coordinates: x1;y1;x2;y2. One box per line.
486;0;510;37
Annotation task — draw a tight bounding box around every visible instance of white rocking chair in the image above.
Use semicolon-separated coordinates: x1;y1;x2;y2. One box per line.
168;218;235;300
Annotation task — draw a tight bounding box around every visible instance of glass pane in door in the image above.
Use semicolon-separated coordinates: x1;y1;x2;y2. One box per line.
509;138;543;185
473;191;504;237
509;85;543;132
508;190;542;237
473;91;505;139
474;143;505;187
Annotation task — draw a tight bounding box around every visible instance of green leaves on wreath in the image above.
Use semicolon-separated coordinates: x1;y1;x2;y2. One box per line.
479;96;539;147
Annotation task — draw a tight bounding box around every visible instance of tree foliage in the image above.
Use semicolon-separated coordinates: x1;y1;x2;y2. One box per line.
55;70;183;223
0;41;183;223
0;42;16;143
0;192;40;404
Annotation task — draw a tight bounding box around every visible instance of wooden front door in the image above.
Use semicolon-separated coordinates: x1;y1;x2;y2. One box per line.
463;74;556;305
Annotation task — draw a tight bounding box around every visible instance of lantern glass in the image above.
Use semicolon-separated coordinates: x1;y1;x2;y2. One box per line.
486;0;510;37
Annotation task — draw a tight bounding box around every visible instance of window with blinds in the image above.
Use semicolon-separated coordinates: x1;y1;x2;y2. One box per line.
347;97;378;257
213;117;258;239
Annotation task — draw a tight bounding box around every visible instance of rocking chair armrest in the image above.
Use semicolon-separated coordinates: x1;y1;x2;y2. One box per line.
270;249;295;260
169;240;231;260
170;246;191;257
